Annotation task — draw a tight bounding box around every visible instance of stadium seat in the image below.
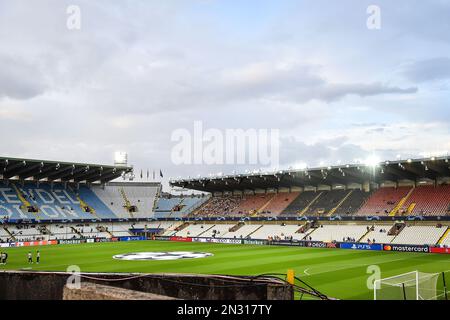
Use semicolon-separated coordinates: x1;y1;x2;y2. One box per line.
391;225;447;245
0;182;117;220
281;191;319;216
398;185;450;216
193;196;243;217
91;184;158;219
257;192;300;216
356;187;411;216
306;224;369;242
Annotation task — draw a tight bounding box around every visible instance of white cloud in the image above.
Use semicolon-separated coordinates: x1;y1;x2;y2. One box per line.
0;106;31;121
402;57;450;83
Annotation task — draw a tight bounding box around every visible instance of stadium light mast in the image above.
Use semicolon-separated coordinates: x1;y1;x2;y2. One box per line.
114;151;128;166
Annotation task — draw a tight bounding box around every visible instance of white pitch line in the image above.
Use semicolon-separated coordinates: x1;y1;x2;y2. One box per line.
299;255;421;277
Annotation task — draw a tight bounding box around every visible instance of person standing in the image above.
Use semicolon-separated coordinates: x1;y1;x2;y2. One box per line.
36;251;40;264
28;252;33;264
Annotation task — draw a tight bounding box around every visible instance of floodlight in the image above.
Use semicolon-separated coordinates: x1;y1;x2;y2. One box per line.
364;155;380;167
294;162;307;170
114;152;128;166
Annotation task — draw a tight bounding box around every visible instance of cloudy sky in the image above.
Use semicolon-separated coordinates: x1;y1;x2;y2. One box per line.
0;0;449;190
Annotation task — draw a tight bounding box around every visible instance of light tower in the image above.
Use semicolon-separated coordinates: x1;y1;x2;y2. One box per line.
114;152;128;166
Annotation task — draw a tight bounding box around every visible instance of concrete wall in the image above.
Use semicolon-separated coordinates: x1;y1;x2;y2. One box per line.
0;271;293;300
63;282;178;300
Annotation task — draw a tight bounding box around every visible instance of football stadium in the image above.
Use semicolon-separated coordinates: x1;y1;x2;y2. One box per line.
1;0;449;309
0;155;449;301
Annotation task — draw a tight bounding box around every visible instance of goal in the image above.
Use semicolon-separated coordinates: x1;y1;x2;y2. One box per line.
374;271;440;300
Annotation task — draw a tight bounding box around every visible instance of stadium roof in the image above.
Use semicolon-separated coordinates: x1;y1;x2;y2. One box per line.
170;156;450;193
0;156;133;184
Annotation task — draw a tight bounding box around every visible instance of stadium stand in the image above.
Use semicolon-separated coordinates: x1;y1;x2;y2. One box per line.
1;155;450;252
0;182;116;220
193;196;243;217
109;223;132;237
2;220;182;242
359;225;395;244
189;190;371;218
258;192;300;216
90;185;129;218
72;186;117;219
397;185;450;216
356;187;412;216
281;191;320;216
171;196;209;218
70;224;111;239
391;225;447;245
440;231;450;247
117;184;158;218
154;195;207;218
222;224;261;239
249;224;305;240
91;183;159;219
7;224;46;241
2;219;450;248
199;224;236;238
231;194;275;216
165;185;450;218
109;221;183;237
332;189;371;216
304;189;350;216
306;224;369;242
159;221;184;236
154;197;182;218
172;223;213;237
0;227;12;242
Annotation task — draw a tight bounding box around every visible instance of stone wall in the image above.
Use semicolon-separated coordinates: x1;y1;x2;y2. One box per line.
0;271;293;300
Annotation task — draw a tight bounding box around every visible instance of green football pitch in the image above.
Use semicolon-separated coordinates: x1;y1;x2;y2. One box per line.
1;240;449;300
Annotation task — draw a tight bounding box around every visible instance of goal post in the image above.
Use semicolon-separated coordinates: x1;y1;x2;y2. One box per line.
374;271;441;300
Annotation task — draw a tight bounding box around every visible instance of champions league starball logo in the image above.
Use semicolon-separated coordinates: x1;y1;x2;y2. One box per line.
113;251;214;261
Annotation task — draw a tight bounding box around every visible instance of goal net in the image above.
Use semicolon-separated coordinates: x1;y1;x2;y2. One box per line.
374;271;440;300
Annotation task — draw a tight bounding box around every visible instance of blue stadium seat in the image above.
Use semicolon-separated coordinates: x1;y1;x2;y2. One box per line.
0;182;117;221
